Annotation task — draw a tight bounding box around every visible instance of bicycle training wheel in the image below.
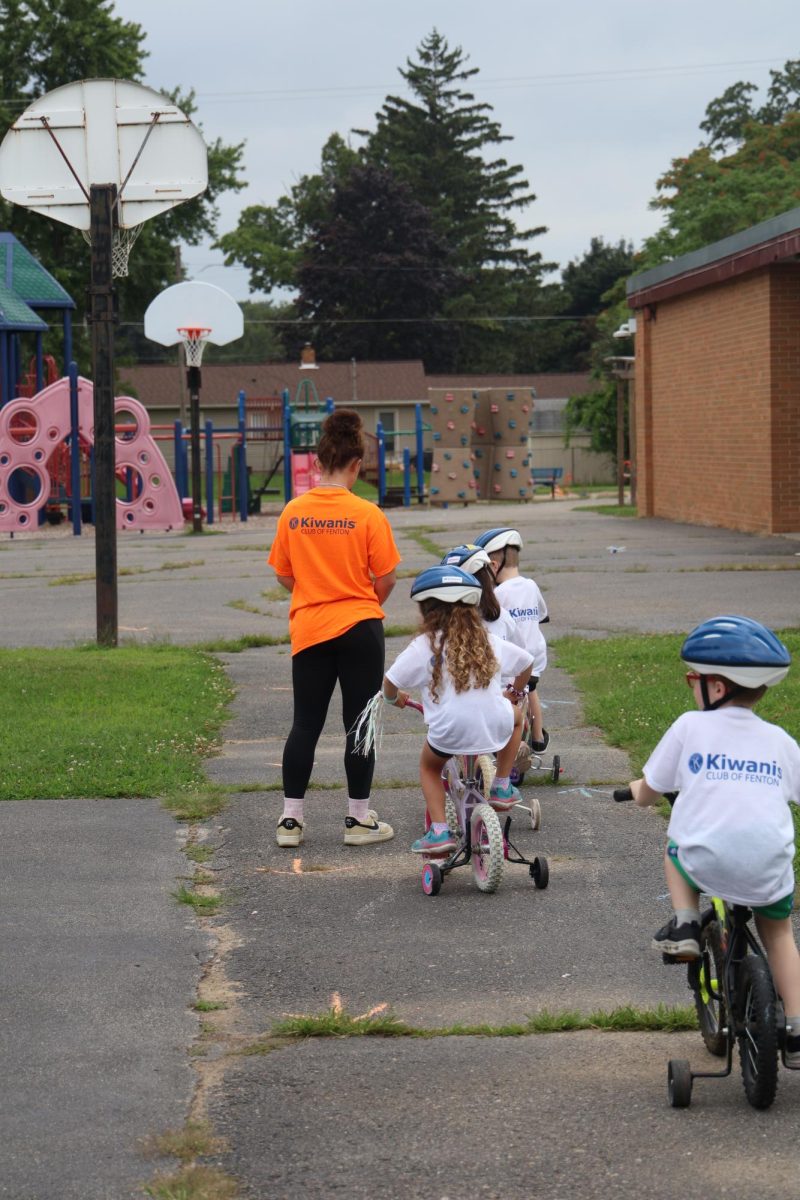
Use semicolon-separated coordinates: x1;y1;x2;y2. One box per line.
470;802;504;893
736;954;779;1110
689;920;727;1057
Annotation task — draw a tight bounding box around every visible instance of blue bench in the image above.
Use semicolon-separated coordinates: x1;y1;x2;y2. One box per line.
531;467;563;498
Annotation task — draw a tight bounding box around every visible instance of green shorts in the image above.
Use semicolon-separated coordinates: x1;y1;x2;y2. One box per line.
667;841;794;921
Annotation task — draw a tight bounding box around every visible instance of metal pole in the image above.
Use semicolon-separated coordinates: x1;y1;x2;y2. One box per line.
89;184;118;646
628;375;637;508
205;418;215;525
616;376;625;507
187;365;203;532
68;361;81;536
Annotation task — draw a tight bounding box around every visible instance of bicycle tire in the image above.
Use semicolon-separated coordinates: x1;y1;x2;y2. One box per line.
689;920;727;1057
474;754;495;800
736;954;779;1110
470;802;504;893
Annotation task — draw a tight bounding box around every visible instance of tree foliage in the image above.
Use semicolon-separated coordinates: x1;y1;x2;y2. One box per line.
0;0;246;370
217;30;556;372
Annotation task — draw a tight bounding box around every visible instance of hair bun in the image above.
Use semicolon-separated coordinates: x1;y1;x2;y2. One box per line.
323;409;362;435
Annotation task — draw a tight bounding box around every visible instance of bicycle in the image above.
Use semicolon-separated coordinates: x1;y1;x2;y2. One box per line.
509;694;562;789
407;699;550;898
615;785;789;1110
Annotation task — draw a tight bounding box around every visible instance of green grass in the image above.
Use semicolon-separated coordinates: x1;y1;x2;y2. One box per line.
0;646;233;801
172;884;222;916
554;629;800;863
579;504;638;517
242;1001;697;1048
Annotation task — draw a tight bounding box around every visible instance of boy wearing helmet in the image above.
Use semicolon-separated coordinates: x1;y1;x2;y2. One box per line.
628;616;800;1065
382;566;533;854
474;527;549;752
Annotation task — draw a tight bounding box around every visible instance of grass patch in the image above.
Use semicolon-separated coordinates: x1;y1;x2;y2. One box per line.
185;843;215;864
252;1001;697;1046
406;527;446;558
0;646;232;801
384;624;416;638
193;634;290;653
194;999;227;1012
554;629;800;865
172;884;222;916
142;1121;223;1163
579;504;637;517
677;562;800;573
226;599;264;615
144;1165;238;1200
163;788;228;822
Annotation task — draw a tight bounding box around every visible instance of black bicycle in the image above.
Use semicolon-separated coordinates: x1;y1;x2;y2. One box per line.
615;785;788;1110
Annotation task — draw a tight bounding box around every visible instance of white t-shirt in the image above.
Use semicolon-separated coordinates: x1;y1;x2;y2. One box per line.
644;706;800;907
495;575;548;675
482;607;527;683
386;632;532;756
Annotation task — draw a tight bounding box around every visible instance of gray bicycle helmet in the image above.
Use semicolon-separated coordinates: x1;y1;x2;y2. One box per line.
474;527;523;555
440;544;492;576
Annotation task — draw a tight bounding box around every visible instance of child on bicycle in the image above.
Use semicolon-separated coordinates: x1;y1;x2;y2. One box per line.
474;527;549;751
440;543;526;654
626;615;800;1066
381;566;533;855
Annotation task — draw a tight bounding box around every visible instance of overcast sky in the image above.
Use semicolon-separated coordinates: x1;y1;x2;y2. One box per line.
114;0;800;301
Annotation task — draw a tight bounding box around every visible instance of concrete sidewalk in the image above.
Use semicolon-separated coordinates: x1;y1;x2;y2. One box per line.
1;499;799;1198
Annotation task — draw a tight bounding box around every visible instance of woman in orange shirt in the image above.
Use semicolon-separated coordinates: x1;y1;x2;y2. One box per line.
268;410;401;848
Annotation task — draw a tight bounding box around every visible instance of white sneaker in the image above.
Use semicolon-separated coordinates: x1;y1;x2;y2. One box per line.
276;816;304;847
344;810;394;845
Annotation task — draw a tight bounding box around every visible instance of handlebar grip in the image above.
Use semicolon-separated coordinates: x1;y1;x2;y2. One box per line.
613;787;633;802
405;698;424;713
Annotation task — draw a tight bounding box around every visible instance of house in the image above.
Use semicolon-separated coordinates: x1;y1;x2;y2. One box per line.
627;207;800;535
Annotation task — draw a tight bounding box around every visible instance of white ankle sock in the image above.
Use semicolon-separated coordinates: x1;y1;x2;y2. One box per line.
675;908;700;925
348;798;370;822
282;798;304;822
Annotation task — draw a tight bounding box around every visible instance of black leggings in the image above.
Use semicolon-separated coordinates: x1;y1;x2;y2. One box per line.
282;618;385;799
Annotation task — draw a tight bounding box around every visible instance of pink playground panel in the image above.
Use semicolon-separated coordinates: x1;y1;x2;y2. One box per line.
0;376;183;532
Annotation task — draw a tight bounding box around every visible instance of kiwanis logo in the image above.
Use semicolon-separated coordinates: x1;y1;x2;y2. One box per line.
688;753;703;774
289;517;300;529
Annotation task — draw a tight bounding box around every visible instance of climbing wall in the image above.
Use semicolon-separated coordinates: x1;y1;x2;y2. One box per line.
485;388;536;501
0;376;184;532
426;388;477;505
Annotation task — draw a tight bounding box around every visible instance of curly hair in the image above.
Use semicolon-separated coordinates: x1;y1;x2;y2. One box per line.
419;599;498;702
316;409;365;473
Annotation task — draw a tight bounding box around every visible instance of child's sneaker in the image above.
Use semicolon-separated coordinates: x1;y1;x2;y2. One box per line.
344;810;394;845
531;729;550;753
489;781;522;811
785;1034;800;1068
411;828;457;855
651;917;700;960
276;816;304;847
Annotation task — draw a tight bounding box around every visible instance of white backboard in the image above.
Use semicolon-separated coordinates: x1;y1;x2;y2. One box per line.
0;78;208;231
144;281;244;346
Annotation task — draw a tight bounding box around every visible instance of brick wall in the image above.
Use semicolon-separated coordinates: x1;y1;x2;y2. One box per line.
634;264;800;534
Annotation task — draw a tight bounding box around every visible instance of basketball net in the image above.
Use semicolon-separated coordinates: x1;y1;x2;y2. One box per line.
178;327;212;369
80;224;143;278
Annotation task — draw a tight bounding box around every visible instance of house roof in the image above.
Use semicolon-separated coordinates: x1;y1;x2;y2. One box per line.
0;279;48;332
627;205;800;308
118;360;593;409
0;233;75;309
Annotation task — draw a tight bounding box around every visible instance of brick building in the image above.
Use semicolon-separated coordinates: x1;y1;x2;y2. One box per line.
626;207;800;535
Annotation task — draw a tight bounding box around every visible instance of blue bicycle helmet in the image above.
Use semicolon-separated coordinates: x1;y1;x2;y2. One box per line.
410;565;481;605
681;615;791;689
474;527;523;555
440;544;492;576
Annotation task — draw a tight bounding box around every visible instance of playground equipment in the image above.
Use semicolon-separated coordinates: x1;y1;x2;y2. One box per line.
282;379;334;501
0;374;182;532
0;77;208;643
427;389;477;504
145;281;244;532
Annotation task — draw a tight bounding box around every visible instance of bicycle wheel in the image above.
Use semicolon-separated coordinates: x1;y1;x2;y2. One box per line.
736;954;779;1110
444;796;460;838
470;802;504;893
474;754;495;799
689;920;727;1057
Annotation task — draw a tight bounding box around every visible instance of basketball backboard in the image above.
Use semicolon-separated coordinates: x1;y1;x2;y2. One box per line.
0;78;207;232
144;281;244;347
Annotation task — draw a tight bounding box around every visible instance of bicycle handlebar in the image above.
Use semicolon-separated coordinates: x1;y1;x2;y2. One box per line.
405;698;424;713
612;786;678;806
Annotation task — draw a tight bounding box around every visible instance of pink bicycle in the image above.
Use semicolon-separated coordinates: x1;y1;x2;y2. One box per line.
407;699;550;898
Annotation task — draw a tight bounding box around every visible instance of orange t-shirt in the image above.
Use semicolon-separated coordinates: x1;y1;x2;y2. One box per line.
268;488;401;655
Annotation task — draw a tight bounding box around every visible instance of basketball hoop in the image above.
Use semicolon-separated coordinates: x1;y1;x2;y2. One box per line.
178;327;212;368
80;224;143;278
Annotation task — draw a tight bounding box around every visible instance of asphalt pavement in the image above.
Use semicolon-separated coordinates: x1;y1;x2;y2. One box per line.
2;498;800;1199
